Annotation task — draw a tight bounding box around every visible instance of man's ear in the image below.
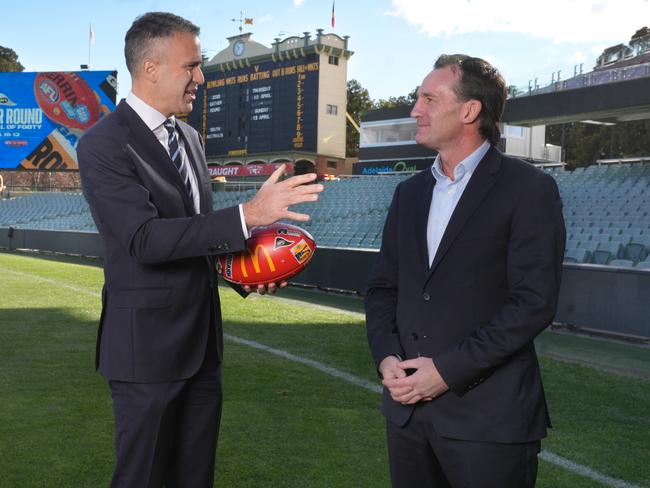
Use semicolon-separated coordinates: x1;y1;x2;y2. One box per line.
462;100;482;125
142;58;158;83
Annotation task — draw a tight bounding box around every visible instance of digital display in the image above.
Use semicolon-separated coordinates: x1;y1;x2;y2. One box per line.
187;55;319;158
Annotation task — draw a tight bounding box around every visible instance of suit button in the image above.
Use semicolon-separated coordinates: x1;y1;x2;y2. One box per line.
223;243;230;250
423;293;430;301
411;333;418;341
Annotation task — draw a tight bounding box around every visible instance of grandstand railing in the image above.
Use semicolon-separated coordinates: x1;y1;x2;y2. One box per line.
509;61;650;99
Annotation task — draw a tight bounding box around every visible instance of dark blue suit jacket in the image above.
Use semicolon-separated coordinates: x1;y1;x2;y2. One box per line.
365;146;565;443
78;100;247;382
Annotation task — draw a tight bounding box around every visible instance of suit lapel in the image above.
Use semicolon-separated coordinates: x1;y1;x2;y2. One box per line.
425;147;502;281
415;169;436;271
120;102;194;214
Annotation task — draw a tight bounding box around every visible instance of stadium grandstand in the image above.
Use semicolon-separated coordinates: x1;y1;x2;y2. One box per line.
1;161;650;268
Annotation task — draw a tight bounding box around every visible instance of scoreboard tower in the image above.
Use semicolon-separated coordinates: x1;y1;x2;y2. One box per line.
187;29;353;177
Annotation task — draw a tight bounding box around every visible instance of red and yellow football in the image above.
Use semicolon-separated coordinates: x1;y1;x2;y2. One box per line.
217;223;316;286
34;72;101;131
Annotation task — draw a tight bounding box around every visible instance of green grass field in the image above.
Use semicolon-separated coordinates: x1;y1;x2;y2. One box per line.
0;251;648;487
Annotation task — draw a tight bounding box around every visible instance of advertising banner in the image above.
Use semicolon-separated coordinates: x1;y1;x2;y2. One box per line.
352;158;434;175
208;162;295;178
0;70;117;170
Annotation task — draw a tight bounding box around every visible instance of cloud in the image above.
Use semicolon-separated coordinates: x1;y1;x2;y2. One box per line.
568;51;586;63
293;0;305;6
390;0;650;43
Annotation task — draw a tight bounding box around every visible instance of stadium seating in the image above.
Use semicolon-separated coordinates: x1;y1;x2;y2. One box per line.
635;259;650;269
547;161;650;267
0;192;96;232
0;162;649;262
564;248;590;263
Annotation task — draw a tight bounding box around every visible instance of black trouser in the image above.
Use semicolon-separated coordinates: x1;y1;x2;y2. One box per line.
387;404;540;488
108;332;222;488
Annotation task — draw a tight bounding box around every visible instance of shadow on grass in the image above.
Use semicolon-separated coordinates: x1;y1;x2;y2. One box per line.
0;307;113;487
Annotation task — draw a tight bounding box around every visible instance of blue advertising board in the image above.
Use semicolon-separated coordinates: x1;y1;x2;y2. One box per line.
0;70;117;170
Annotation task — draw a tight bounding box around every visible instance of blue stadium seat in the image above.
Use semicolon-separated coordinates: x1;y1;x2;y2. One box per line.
609;259;635;268
624;242;649;263
635;259;650;270
564;248;590;263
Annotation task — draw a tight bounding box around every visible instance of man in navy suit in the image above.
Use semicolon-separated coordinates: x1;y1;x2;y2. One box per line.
365;55;565;487
78;12;322;487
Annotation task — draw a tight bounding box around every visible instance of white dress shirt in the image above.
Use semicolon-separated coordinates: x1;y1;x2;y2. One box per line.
125;93;248;237
427;140;491;265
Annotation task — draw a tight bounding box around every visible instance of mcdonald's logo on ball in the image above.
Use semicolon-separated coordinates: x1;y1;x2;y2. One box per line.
216;223;316;286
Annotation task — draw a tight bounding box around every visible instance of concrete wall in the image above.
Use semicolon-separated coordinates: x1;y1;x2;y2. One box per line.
1;228;647;339
316;52;347;159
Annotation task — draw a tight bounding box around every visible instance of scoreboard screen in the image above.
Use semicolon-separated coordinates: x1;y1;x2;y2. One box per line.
188;54;319;158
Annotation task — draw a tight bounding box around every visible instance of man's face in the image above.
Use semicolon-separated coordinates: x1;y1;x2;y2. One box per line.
153;31;204;117
410;67;465;151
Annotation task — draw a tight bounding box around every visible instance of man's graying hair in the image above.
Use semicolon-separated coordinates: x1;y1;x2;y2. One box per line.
125;12;200;75
434;54;507;145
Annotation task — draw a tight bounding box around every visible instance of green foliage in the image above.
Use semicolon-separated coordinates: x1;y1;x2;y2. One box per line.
373;86;418;110
0;252;648;487
546;120;650;168
345;79;373;157
0;46;25;72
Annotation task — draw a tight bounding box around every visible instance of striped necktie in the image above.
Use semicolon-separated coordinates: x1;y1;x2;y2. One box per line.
163;119;194;201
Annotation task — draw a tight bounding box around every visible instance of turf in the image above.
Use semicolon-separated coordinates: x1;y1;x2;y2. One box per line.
0;251;648;487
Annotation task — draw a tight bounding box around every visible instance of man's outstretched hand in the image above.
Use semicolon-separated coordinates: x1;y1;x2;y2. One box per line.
242;164;324;228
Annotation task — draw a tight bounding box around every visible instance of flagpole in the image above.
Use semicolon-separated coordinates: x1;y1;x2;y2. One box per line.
88;23;92;67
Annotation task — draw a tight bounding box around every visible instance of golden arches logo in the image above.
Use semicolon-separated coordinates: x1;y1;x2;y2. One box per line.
240;244;276;278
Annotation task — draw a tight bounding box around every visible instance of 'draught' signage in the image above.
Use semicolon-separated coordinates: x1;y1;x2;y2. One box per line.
208;163;295;178
0;70;117;170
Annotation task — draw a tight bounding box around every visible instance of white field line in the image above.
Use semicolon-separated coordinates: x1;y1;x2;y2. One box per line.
226;334;642;488
1;264;642;488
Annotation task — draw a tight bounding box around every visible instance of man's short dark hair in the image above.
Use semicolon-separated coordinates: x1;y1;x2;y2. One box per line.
434;54;507;145
125;12;200;75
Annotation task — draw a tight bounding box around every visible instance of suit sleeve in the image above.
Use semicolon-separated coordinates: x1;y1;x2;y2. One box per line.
365;183;405;369
78;133;247;265
434;172;566;394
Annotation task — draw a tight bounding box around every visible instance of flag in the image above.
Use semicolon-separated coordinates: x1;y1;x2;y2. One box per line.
331;0;335;28
245;17;253;25
89;24;95;45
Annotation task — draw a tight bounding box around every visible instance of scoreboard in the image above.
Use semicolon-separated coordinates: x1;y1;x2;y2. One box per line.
188;54;320;158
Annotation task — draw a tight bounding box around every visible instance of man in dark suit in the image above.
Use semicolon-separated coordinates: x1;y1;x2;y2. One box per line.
78;12;322;488
365;54;565;487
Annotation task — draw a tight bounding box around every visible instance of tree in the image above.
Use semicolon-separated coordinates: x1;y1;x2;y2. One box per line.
546;120;650;168
0;46;25;72
373;86;418;109
345;79;373;157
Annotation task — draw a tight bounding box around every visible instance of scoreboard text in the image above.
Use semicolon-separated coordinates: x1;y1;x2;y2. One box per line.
188;54;320;158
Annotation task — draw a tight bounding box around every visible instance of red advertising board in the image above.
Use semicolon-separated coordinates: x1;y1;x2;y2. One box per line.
208;163;294;178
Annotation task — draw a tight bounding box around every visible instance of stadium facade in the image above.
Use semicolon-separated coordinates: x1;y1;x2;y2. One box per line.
186;30;353;177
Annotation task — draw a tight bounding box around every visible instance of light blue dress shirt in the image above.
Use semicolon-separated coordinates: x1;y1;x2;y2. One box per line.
427;141;491;265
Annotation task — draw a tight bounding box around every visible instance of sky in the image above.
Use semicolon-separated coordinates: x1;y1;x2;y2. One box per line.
3;0;650;103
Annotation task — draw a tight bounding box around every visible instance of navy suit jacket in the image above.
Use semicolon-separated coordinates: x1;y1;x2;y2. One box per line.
365;146;566;443
78;100;247;382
